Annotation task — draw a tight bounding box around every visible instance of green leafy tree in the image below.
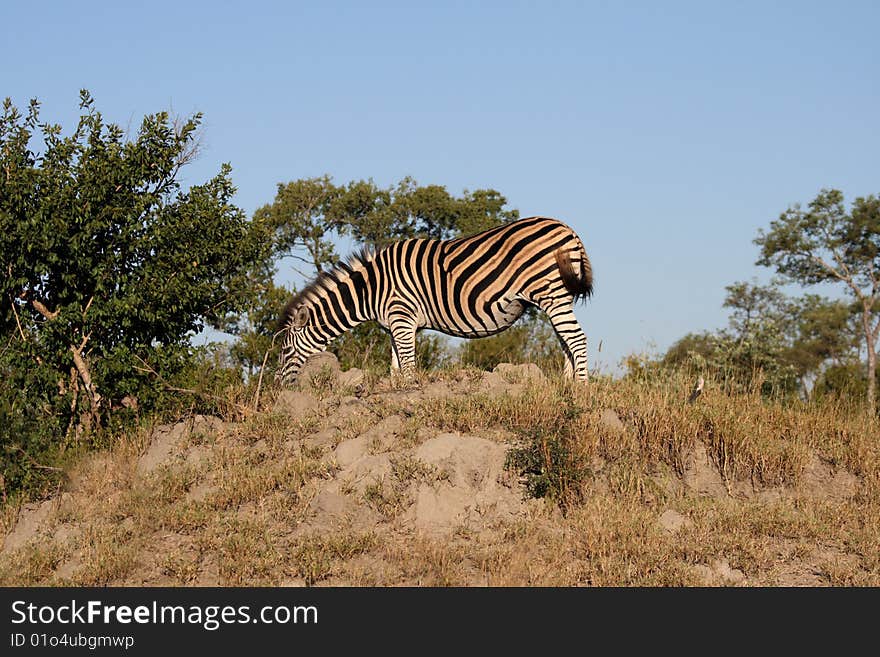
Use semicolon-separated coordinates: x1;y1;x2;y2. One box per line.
0;91;265;490
711;281;800;395
662;332;717;368
253;176;345;276
755;189;880;414
662;280;857;399
785;294;857;382
813;362;880;402
723;280;794;339
227;279;292;378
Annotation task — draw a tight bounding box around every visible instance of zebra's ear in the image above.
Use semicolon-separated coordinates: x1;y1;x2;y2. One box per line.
293;306;309;328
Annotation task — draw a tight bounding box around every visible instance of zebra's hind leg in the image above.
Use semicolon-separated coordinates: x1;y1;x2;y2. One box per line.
538;299;589;381
562;350;575;379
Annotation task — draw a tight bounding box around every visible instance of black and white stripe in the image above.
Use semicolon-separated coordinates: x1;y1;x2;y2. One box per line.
276;216;593;384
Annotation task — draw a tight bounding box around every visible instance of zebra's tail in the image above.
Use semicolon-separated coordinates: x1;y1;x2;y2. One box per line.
555;241;593;302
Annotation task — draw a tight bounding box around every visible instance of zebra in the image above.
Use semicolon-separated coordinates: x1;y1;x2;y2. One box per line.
275;216;593;386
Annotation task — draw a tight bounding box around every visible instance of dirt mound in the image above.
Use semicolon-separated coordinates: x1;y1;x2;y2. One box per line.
1;359;873;586
406;432;525;534
137;415;225;475
2;500;54;553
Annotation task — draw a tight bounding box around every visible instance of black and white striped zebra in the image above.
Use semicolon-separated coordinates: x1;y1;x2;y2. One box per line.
275;216;593;385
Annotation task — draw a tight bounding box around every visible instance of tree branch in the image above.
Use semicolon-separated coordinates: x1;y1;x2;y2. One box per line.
82;295;94;320
133;354;249;414
809;253;865;302
10;299;26;341
9;444;64;473
28;297;103;419
31;299;59;320
70;335;102;416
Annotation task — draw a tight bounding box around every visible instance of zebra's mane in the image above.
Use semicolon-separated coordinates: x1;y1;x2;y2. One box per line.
277;247;377;330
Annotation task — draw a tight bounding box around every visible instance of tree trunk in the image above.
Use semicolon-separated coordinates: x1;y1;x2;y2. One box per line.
867;339;877;418
862;303;877;417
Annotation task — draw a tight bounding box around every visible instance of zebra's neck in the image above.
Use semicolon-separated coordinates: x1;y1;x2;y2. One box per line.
304;257;377;345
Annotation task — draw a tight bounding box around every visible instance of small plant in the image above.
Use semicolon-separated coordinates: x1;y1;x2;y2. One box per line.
362;478;408;517
504;388;590;508
308;365;338;396
291;533;376;586
390;454;444;483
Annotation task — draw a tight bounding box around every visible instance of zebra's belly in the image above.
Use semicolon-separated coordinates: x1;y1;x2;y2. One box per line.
427;298;526;338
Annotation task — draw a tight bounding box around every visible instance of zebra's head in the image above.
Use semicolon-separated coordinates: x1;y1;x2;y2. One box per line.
275;301;324;387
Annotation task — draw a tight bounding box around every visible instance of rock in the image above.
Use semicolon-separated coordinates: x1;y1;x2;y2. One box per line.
801;454;859;500
414;433;497;488
185;445;212;468
279;577;308;587
493;362;547;384
138;423;187;475
53;524;80;545
657;509;693;533
337;454;394;495
298;480;384;532
683;443;728;498
273;390;320;418
411;427;437;445
2;500;54;553
372;390;423;404
186;482;218;503
138;415;224;475
648;468;682;497
190;415;225;438
54;558;81;580
358;415;405;452
334;437;370;468
599;408;625;434
694;559;746;585
196;554;220;586
407;433;524;534
304;428;338;448
329;397;369;426
756;487;785;503
422;382;454;399
411;485;473;531
504;383;526;397
479;371;506;390
308;489;360;518
338;368;365;389
296;352;341;390
476;370;528;398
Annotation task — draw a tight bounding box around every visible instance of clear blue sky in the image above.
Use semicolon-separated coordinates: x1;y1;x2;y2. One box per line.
4;1;878;373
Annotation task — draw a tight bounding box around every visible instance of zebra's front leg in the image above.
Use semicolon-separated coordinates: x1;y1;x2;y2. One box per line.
388;318;418;377
539;300;589;381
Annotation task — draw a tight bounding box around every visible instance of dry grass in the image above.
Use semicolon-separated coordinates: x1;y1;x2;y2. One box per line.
1;367;878;586
415;372;878;490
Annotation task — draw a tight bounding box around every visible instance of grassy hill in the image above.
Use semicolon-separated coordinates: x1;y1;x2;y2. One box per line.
2;358;878;586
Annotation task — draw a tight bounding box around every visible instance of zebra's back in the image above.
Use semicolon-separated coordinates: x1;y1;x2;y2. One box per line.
373;216;590;338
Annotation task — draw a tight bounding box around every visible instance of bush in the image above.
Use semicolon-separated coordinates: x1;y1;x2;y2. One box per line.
0;91;268;498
